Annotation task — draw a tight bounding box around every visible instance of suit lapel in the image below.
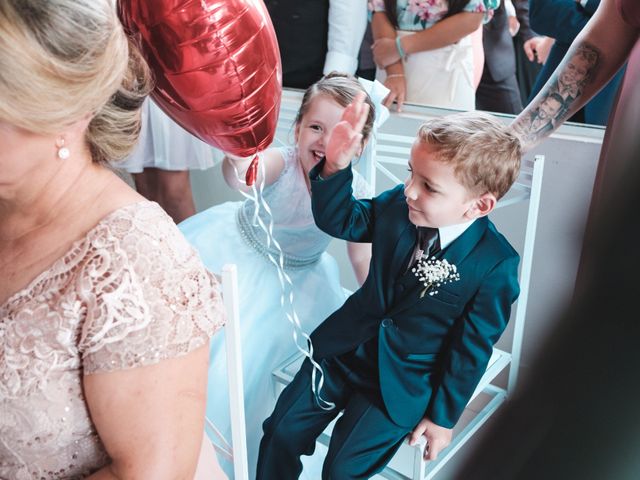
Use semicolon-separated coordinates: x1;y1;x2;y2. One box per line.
388;217;489;315
389;223;417;281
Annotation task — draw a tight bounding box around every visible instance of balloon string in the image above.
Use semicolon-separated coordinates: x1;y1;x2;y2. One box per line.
231;157;335;411
204;415;233;462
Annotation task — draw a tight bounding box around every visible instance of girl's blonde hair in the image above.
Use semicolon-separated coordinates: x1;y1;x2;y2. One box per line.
295;72;376;143
0;0;152;164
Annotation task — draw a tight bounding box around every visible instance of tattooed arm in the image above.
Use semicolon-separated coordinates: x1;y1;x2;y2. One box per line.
511;0;638;151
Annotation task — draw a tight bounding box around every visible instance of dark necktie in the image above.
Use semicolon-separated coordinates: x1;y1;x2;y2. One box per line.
407;227;440;271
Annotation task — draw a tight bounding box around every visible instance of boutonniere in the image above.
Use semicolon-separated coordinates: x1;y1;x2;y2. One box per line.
412;255;460;298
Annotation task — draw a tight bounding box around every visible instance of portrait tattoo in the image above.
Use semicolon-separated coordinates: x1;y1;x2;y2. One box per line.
513;43;601;147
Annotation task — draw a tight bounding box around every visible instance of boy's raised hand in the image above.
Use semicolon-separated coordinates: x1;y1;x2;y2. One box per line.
409;416;452;461
322;92;370;178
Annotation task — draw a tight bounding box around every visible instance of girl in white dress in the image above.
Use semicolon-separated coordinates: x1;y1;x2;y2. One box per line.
179;73;377;478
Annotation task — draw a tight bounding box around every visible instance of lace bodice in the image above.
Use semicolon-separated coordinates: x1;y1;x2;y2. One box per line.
237;146;373;266
0;202;225;479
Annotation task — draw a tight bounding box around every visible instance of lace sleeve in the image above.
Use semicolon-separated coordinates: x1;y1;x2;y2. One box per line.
352;170;375;199
79;204;225;374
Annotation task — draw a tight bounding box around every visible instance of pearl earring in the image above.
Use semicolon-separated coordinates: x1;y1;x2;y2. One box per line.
56;138;70;160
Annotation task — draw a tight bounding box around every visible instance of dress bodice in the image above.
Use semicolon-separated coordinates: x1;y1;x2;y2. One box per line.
237;146;372;268
0;202;224;479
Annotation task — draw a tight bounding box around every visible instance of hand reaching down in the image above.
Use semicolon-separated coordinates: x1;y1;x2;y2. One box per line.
409;416;453;461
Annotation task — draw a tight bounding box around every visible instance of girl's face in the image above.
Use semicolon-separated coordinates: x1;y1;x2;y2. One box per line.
294;94;347;174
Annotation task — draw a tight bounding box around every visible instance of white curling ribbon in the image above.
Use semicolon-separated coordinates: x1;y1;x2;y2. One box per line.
205;416;233;462
230;155;336;412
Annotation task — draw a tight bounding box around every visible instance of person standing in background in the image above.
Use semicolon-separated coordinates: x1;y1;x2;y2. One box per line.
116;99;216;224
511;0;544;106
370;0;485;112
476;0;531;114
266;0;367;89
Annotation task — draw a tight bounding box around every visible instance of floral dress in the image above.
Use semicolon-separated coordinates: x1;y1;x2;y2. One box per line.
369;0;486;109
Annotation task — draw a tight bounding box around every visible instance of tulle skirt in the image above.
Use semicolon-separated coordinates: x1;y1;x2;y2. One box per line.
179;201;349;479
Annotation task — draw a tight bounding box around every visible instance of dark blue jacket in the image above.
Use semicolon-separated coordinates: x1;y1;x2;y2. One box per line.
308;160;520;429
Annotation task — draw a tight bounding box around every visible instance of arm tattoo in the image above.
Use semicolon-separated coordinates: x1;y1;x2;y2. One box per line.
512;43;601;148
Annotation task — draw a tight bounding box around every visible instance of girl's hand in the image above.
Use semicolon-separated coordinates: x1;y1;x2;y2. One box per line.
383;74;406;112
323;92;370;177
372;37;402;68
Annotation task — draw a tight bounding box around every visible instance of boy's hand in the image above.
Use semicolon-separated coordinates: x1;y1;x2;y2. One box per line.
409;416;452;461
323;92;370;178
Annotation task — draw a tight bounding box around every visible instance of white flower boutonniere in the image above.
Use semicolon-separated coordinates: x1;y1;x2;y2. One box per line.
412;256;460;298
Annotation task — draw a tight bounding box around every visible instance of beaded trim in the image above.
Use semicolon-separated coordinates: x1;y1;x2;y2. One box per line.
235;206;321;269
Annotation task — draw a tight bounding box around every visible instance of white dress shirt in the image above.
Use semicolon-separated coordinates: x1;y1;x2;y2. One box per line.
323;0;367;75
438;219;476;250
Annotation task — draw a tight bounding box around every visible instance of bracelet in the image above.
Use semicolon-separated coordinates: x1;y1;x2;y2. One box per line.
386;73;405;79
395;35;407;59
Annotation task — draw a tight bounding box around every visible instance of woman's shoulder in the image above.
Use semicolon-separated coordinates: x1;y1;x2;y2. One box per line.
78;201;225;374
94;201;193;257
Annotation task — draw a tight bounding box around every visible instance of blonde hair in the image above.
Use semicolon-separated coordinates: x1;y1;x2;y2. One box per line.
417;112;522;199
0;0;152;164
295;72;376;143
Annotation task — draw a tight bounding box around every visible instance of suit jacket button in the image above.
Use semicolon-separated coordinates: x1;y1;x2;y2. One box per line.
395;284;405;293
382;318;393;328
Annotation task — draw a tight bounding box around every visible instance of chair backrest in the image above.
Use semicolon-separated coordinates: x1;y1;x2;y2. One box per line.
219;264;249;480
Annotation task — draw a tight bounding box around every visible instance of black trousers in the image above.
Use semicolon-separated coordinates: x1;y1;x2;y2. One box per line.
476;68;524;115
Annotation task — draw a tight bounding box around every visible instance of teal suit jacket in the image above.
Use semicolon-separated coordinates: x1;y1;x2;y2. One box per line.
309;161;520;429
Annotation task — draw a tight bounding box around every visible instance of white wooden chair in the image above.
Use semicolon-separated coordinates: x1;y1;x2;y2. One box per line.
205;264;249;480
271;90;546;479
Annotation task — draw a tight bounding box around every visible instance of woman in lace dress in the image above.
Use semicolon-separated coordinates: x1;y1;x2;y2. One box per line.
0;1;226;479
179;73;376;478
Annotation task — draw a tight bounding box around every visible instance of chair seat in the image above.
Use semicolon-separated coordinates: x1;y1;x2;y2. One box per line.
271;348;511;480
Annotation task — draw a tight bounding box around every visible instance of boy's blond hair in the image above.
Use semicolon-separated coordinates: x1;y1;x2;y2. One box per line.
417;112;522;199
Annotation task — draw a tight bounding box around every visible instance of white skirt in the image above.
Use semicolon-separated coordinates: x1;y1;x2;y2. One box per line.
377;31;475;111
116;99;220;173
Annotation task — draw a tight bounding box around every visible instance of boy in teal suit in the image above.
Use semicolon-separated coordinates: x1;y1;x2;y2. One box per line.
257;95;522;479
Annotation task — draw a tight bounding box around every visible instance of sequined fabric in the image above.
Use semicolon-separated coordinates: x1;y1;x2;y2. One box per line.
0;202;225;479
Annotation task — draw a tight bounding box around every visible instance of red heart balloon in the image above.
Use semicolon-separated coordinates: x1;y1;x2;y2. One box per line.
119;0;282;183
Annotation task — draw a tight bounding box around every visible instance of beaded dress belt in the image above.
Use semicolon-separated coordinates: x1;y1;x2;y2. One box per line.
235;206;321;269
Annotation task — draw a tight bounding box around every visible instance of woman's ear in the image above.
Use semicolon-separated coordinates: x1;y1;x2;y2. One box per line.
63;114;92;145
465;192;496;219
